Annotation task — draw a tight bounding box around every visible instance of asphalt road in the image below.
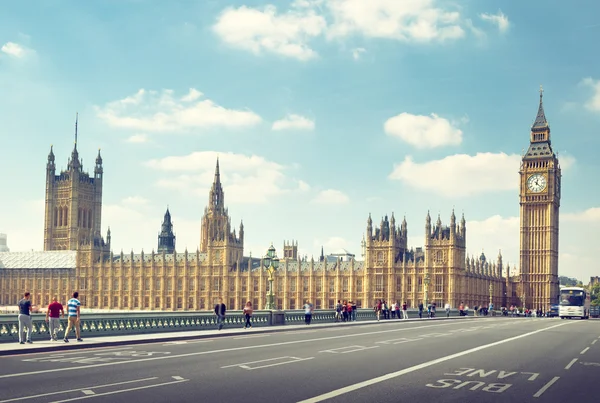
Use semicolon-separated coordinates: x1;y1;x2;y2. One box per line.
0;317;598;403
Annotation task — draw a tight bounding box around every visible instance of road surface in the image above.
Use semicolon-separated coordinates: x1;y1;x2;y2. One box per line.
0;317;598;402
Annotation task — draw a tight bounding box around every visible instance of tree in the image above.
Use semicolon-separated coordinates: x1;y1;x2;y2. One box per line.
591;284;600;306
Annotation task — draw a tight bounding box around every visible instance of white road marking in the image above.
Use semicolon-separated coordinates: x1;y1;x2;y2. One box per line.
47;379;189;403
221;356;314;370
581;347;590;355
319;346;379;354
233;335;270;340
172;376;184;380
0;378;159;402
592;340;597;345
565;358;578;370
81;390;95;396
376;337;423;345
23;347;133;359
163;339;214;346
0;319;516;380
296;321;573;403
533;376;560;398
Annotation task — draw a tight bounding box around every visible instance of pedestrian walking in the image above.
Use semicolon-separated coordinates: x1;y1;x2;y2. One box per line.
402;302;408;319
214;297;227;331
64;292;82;343
303;301;313;325
418;302;424;319
46;297;64;341
243;301;253;329
17;292;33;344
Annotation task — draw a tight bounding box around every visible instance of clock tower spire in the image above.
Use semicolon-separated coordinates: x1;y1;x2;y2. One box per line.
519;87;561;312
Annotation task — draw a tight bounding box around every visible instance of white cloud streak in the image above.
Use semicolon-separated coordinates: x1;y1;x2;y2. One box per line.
384;112;463;148
95;88;262;133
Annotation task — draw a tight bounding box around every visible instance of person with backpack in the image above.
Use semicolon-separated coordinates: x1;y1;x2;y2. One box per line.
335;300;343;322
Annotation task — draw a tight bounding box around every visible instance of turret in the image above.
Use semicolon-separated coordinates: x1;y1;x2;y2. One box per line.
157;207;176;254
47;145;55;175
239;220;244;243
426;211;431;234
401;215;407;237
367;213;373;238
94;148;103;179
460;213;466;237
67;113;81;172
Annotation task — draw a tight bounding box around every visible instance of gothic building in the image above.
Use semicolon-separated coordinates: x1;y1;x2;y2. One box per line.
0;91;561;312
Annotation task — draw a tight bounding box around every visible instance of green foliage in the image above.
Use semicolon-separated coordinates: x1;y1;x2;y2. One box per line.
559;276;580;287
591;284;600;305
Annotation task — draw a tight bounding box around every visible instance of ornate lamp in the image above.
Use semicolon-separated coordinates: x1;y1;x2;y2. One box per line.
263;243;279;310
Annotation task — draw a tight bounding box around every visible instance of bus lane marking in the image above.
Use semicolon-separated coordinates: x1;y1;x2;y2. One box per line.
221;356;314;371
532;376;560;398
0;377;159;403
297;321;572;403
319;346;379;354
424;367;544;394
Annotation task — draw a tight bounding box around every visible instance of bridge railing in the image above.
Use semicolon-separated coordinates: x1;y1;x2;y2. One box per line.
0;308;477;343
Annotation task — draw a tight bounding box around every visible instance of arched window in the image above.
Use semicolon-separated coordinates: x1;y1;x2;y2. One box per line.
54;207;58;227
78;208;82;227
88;210;92;228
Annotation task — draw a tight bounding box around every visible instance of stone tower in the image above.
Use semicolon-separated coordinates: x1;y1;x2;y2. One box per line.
519;87;561;311
157;208;176;254
200;159;244;266
425;210;467;305
44;115;105;251
283;240;298;260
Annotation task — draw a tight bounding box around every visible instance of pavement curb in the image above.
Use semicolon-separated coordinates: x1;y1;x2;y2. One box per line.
0;315;480;357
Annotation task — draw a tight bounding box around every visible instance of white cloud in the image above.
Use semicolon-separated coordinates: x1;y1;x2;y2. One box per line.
562;207;600;222
389;153;521;197
1;42;28;58
580;77;600;112
325;0;465;42
95;88;262;133
272;114;315;131
390;152;575;197
144;151;308;204
310;189;350;205
384;112;463;148
313;236;354;255
352;47;366;60
468;215;519;270
213;1;502;60
213;4;327;61
125;134;149;144
479;10;510;33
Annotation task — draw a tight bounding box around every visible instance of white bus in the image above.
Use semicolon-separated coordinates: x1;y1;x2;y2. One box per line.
559;287;591;319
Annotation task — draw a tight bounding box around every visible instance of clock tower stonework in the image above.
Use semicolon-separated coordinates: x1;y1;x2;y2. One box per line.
519;88;561;311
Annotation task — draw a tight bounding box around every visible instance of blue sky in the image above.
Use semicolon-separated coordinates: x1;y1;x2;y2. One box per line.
1;0;599;281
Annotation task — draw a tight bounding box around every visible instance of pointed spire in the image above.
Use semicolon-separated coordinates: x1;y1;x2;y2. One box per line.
48;145;55;161
532;85;548;129
214;157;220;183
74;112;79;149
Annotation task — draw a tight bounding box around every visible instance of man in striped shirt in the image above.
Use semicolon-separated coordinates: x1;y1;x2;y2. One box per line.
64;291;83;343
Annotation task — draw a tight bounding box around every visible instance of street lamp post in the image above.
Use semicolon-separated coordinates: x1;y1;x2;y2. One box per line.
521;293;526;311
424;272;431;307
263;243;280;310
489;283;493;305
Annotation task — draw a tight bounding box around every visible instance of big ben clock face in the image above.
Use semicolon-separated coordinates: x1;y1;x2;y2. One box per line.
527;173;547;193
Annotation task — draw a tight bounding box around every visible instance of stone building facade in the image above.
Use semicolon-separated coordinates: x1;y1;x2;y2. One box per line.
0;92;561;312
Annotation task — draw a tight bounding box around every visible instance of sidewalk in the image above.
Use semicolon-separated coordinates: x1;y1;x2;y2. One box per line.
0;315;477;356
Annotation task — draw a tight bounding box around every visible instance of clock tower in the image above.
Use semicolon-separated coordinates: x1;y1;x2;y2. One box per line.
519;87;561;311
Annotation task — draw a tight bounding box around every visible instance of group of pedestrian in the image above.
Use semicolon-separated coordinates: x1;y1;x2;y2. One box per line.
16;291;83;344
373;300;409;321
212;298;256;330
334;300;356;322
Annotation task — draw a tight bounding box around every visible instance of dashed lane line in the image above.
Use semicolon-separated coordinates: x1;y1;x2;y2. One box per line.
581;347;590;355
533;376;560;398
565;358;578;370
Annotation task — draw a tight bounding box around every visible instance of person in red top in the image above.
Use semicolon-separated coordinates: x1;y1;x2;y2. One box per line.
46;297;65;341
